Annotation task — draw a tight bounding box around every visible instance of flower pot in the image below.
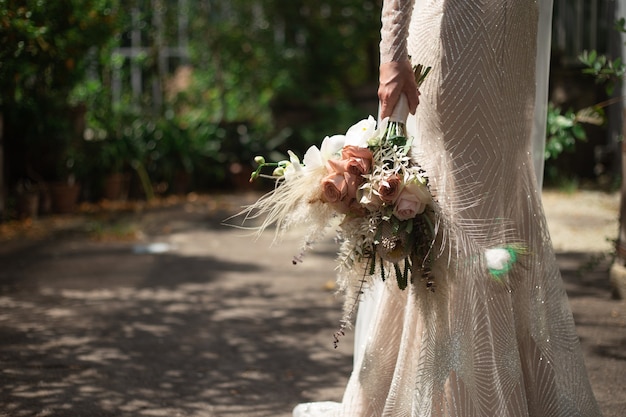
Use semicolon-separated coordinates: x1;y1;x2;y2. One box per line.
103;172;130;201
49;182;81;214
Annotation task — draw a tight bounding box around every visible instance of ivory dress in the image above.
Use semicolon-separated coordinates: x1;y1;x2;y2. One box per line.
294;0;603;416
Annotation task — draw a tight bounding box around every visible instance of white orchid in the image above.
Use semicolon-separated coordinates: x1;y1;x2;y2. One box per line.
345;116;378;147
302;134;346;172
321;134;346;158
283;150;304;180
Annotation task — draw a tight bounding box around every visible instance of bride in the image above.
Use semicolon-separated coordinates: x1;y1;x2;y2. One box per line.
293;0;604;416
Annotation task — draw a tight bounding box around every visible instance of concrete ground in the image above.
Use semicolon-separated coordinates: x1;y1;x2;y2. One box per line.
0;190;624;417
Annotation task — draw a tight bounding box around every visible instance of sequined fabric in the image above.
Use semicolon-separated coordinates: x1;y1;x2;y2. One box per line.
293;1;603;416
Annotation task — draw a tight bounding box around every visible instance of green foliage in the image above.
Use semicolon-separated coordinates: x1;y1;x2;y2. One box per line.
579;50;625;96
579;18;626;96
90;0;383;191
186;0;381;144
545;103;589;160
544;17;626;183
3;0;385;194
0;0;121;105
0;0;123;183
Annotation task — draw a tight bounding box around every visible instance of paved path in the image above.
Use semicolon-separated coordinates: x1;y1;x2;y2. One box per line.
0;190;624;417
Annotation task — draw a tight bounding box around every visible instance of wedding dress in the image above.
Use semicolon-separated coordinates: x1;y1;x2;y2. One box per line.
294;1;603;416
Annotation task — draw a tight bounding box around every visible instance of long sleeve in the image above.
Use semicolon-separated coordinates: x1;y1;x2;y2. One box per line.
380;0;416;63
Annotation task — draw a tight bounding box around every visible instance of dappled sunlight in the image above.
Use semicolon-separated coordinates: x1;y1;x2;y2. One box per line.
0;226;351;417
78;348;133;363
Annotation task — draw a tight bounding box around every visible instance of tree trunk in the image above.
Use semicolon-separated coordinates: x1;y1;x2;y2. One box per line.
0;112;4;221
610;108;626;299
609;0;626;299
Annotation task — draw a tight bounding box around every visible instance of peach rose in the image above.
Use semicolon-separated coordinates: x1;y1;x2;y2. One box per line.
341;146;373;176
321;173;348;204
343;172;360;202
392;182;430;220
326;158;349;174
378;175;402;204
321;172;364;214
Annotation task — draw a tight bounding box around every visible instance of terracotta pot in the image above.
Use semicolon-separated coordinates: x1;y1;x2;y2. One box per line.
103;173;130;201
49;182;81;214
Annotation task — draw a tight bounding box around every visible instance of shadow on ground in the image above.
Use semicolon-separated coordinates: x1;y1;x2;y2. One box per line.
0;219;351;416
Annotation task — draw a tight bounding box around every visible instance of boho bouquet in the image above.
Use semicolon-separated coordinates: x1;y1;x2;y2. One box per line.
234;67;439;335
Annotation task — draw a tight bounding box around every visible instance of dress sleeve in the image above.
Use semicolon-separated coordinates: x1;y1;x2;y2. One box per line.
380;0;416;64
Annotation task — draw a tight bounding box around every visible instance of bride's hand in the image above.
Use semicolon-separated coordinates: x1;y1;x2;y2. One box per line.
378;60;420;119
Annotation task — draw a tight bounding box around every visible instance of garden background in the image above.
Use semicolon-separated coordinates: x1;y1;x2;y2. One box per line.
0;0;623;217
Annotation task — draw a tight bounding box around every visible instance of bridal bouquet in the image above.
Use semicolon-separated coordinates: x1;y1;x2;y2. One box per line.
233;67;438;340
250;106;436;285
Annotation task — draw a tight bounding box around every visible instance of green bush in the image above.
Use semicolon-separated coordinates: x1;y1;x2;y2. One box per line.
0;0;122;183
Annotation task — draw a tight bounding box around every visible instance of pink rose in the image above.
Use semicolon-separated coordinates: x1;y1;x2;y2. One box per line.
346;158;370;177
341;146;373;176
343;172;360;201
341;145;373;162
321;172;364;214
392;182;430;220
378;175;402;204
326;158;349;174
321;173;348;203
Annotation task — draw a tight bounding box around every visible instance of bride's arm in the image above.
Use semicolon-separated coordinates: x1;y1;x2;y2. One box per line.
378;0;419;119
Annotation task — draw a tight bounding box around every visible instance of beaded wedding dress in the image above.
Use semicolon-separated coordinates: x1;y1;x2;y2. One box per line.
293;1;603;416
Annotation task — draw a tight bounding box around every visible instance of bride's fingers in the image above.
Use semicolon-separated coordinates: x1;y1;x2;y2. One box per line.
379;61;420;118
379;91;400;119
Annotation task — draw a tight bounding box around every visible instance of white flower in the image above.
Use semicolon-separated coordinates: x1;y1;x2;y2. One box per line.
283;150;303;180
404;173;432;205
345;116;377;147
358;186;383;212
321;134;346;158
303;146;322;171
303;134;345;172
485;248;512;271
